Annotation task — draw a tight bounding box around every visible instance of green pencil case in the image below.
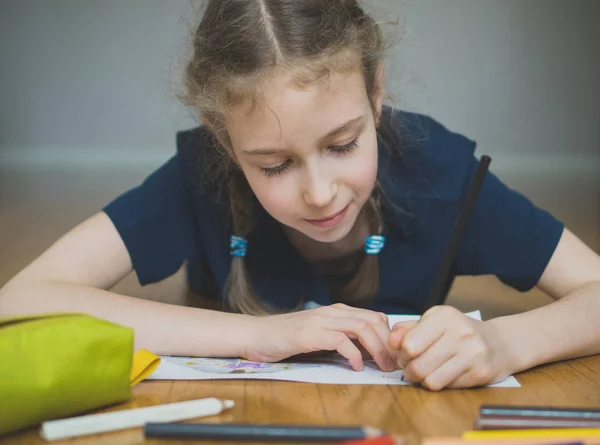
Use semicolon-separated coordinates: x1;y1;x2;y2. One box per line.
0;312;135;436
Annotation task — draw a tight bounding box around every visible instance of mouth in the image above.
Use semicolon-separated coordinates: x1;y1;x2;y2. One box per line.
304;204;350;229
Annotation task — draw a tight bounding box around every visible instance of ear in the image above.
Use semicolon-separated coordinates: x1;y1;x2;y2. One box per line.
373;62;385;126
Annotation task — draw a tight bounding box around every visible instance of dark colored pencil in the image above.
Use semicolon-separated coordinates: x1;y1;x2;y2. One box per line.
144;423;384;442
480;405;600;420
423;155;491;312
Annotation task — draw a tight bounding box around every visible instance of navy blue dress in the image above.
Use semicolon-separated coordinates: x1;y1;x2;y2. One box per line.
103;110;563;314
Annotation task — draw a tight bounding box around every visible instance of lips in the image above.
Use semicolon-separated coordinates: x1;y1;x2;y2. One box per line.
304;204;350;229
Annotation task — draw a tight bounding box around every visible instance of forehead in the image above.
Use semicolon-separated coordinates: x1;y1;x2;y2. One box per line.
224;69;370;150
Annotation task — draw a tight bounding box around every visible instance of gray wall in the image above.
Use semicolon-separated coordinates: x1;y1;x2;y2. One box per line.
394;0;600;160
0;0;195;163
1;0;599;169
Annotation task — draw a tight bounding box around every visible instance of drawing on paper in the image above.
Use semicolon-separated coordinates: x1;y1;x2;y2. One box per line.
162;356;321;374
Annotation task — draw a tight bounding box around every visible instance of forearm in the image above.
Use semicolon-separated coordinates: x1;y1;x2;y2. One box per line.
0;280;254;357
490;280;600;373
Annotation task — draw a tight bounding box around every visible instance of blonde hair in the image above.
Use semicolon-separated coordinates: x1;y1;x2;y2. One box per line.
182;0;400;314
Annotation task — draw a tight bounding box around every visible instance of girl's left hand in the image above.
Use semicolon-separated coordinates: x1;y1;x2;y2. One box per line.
388;306;513;390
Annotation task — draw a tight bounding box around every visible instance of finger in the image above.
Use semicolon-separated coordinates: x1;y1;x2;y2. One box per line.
326;317;396;371
414;353;473;391
318;331;365;371
326;304;389;329
398;313;447;364
343;319;395;371
323;306;394;361
447;363;496;389
389;321;418;351
420;305;445;320
400;333;459;382
353;313;393;359
369;316;396;362
352;340;398;365
350;339;375;360
380;312;390;325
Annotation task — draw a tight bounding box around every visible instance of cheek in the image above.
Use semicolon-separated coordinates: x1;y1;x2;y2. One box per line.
243;172;299;222
343;140;378;200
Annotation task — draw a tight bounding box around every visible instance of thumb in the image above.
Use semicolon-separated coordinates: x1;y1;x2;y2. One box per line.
388;320;418;350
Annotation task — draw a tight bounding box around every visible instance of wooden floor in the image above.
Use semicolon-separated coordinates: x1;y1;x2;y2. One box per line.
0;164;598;319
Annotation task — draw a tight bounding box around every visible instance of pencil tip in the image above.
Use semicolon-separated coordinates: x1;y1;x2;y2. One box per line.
364;426;386;437
223;400;235;409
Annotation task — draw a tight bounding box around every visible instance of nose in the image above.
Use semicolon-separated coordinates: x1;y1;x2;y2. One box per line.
302;165;338;208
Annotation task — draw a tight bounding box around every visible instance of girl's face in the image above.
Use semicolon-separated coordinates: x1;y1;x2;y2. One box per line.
225;68;382;244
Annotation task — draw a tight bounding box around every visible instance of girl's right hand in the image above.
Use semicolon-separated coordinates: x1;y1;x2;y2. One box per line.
245;303;397;372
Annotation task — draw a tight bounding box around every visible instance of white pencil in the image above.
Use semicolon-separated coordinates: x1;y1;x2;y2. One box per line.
40;397;234;441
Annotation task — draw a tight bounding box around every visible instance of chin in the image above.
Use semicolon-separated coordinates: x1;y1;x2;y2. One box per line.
304;226;351;243
300;213;358;243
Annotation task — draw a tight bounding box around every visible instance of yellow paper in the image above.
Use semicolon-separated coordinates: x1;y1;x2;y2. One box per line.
130;349;161;386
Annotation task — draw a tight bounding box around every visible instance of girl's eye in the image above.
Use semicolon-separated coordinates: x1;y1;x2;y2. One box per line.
261;159;292;177
329;138;359;154
260;138;358;178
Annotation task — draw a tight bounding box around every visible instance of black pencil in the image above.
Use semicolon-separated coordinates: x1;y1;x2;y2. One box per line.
422;155;492;313
144;422;384;442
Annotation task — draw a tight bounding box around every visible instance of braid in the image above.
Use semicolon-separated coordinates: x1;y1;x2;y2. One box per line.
225;170;278;315
333;183;383;307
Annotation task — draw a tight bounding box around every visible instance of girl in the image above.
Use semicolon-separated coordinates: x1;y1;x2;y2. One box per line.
1;0;599;391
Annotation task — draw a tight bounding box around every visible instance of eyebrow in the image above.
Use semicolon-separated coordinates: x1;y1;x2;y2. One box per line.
243;115;365;156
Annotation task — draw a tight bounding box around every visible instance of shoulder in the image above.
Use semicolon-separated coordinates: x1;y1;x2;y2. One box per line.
379;108;477;201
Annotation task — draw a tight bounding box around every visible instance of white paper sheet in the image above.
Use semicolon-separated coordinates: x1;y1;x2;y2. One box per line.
148;310;520;387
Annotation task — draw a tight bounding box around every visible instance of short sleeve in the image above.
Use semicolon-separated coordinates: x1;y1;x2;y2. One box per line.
455;156;564;291
103;157;200;285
